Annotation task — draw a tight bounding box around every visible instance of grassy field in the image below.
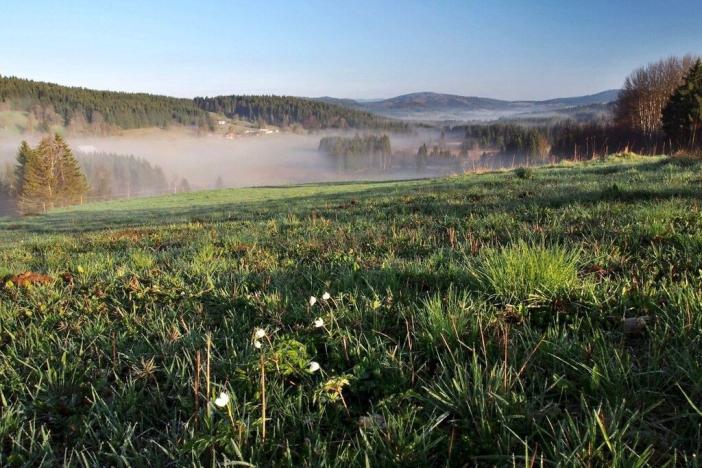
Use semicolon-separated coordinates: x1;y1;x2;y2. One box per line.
1;155;702;466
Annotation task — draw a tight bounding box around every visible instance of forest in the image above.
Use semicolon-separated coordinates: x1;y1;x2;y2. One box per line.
0;147;175;214
0;76;404;132
77;152;170;200
0;76;208;131
448;57;702;167
194;95;407;131
318;134;393;171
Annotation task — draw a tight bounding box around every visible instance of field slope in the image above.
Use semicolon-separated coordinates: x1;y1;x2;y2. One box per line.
1;156;702;465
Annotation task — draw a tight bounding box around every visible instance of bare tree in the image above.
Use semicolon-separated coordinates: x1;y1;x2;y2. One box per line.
614;55;697;135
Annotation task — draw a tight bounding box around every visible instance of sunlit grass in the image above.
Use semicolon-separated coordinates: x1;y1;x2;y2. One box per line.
470;240;581;305
1;157;701;465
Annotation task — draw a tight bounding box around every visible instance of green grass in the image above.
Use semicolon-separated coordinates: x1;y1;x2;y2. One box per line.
470;240;582;305
1;156;702;466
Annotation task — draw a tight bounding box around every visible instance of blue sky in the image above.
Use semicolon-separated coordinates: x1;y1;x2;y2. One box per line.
0;1;700;100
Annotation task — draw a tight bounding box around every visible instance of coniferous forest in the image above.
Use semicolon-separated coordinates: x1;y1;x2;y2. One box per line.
0;76;404;132
194;96;407;131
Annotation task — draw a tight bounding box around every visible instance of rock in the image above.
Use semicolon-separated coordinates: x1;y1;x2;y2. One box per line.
358;414;386;430
622;316;651;336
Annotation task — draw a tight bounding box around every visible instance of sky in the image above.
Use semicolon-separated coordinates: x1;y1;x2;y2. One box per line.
0;0;700;100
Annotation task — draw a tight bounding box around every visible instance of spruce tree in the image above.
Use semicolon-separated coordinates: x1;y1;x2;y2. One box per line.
17;140;52;214
662;60;702;151
54;134;89;205
15;141;33;197
16;135;89;214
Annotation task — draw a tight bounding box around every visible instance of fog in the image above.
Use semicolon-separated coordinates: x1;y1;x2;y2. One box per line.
0;129;453;197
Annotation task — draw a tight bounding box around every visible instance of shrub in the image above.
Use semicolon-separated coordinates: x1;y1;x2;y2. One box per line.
514;167;533;179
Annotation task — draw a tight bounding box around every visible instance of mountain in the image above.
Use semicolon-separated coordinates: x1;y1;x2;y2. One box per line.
312;90;620;122
534;89;620;107
366;92;512;111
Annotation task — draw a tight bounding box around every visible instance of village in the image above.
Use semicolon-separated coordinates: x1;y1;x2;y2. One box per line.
216;118;281;140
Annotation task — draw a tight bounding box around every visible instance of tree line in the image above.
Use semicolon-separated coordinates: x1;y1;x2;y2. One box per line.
195;95;407;131
0;75;406;133
450;56;702;164
319;134;393;171
0;139;186;215
464;125;550;159
77;152;170;200
0;76;209;132
600;55;701;155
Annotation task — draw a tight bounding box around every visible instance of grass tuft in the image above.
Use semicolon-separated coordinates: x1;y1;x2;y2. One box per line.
470;240;581;305
514;166;533;179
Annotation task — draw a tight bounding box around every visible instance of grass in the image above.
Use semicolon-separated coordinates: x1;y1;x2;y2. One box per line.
1;156;702;465
0;111;30;134
470;240;581;305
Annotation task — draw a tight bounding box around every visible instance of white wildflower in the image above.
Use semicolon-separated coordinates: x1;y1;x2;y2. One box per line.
309;296;317;306
254;340;263;349
313;317;324;328
308;361;321;373
214;392;230;408
254;328;266;339
322;292;331;301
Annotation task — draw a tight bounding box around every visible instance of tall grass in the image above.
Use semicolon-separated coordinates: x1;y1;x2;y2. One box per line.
470;240;581;305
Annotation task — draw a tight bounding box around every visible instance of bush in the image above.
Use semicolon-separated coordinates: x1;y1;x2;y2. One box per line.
514;167;533;179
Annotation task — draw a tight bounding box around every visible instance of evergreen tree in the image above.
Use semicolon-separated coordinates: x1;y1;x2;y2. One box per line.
416;143;428;171
54;135;89;205
177;178;191;193
0;162;16;195
14;141;33;197
16;135;89;214
662;60;702;151
17;140;51;214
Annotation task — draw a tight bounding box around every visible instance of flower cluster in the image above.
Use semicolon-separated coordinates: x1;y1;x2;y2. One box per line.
254;328;266;349
309;291;332;307
310;291;333;330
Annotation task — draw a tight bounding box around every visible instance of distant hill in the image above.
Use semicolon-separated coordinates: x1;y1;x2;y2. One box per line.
0;75;208;133
193;95;405;131
533;90;620;107
0;75;404;133
312;89;620;123
366;92;513;111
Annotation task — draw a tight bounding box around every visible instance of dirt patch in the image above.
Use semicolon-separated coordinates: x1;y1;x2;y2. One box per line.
581;264;612;279
4;272;54;287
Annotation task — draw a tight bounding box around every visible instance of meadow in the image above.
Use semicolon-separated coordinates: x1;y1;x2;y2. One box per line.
1;154;702;466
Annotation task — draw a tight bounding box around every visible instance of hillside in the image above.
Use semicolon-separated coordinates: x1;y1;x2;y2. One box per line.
0;76;208;132
1;155;701;465
0;76;403;133
193;95;406;131
315;89;620;122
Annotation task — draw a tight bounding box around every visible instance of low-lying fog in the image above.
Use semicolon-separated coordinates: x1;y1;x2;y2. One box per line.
0;129;449;195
